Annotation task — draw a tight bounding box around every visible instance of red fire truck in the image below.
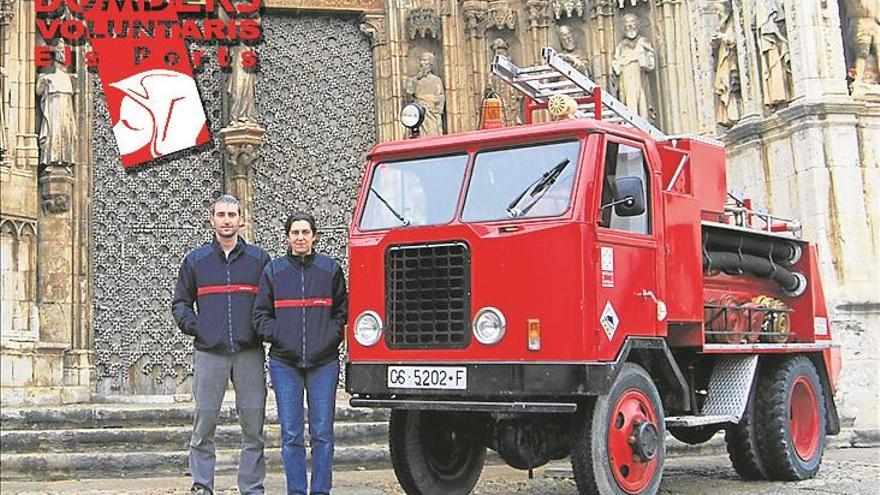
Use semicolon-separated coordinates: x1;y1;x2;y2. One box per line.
345;48;841;495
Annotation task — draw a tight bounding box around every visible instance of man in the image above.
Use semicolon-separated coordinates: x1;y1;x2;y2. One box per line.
755;0;792;106
172;194;271;495
611;13;656;119
253;211;348;495
36;42;76;170
557;25;591;77
404;52;446;136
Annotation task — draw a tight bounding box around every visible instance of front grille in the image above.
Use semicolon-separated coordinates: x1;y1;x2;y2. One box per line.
385;242;471;349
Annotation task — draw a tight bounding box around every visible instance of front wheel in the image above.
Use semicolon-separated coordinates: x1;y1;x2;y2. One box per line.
389;409;487;495
571;363;665;495
756;356;827;480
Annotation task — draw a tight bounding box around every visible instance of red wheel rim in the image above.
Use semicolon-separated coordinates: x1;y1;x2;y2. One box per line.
608;389;661;494
790;376;821;461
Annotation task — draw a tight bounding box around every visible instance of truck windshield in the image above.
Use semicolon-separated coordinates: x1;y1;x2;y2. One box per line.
462;141;581;222
359;154;468;231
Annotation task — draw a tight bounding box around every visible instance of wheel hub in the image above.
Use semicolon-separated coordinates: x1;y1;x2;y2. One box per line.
608;389;661;494
630;421;659;461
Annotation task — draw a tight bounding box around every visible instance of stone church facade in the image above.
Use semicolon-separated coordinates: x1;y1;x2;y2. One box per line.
1;0;877;429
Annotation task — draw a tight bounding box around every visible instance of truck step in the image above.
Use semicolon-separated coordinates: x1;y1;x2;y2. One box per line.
665;415;737;427
700;354;758;421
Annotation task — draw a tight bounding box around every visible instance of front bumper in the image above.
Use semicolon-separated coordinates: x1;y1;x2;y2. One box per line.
345;362;616;400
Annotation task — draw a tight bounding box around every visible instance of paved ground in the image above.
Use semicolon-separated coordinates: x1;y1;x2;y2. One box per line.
2;445;877;495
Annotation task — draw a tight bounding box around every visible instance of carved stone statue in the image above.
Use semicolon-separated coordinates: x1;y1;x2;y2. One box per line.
225;44;258;125
755;0;792;107
557;25;591;77
405;52;446;136
712;0;741;126
221;0;259;126
611;13;656;119
844;0;880;89
489;38;523;125
36;44;76;168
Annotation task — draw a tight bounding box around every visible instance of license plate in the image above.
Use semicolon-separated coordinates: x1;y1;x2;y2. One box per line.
387;366;467;390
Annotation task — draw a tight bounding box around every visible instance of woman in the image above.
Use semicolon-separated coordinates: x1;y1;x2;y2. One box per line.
253;211;348;495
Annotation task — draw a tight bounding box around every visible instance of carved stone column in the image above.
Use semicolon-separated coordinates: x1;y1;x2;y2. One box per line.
361;14;396;141
589;0;616;93
461;0;488;124
654;0;687;132
12;0;38;171
524;0;551;64
785;1;849;101
442;1;472;133
37;167;74;349
220;124;265;242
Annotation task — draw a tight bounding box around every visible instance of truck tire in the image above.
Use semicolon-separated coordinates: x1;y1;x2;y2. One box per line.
389;409;487;495
724;388;766;480
571;363;665;495
756;356;827;480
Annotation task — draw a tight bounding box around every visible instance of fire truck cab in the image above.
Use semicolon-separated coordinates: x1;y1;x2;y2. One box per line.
345;49;841;495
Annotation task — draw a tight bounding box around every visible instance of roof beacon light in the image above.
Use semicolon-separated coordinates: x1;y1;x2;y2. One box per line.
479;91;505;130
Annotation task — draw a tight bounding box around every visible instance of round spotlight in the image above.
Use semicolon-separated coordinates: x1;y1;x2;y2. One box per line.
400;103;425;129
473;307;506;345
354;311;383;346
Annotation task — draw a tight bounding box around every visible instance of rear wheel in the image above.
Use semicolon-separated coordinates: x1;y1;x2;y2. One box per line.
571;363;665;495
756;356;826;480
389;409;487;495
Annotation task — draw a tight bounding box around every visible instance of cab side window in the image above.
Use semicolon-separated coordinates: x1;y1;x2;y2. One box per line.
598;142;651;234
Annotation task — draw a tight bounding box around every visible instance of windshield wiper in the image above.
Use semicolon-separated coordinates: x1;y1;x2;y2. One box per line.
506;158;571;218
370;187;410;226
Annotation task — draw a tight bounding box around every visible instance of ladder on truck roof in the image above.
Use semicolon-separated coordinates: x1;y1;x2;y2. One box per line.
492;46;667;141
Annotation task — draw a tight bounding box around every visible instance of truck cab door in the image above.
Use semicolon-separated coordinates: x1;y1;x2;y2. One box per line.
594;139;660;359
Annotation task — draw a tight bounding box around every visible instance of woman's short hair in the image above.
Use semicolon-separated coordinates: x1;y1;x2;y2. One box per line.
284;211;318;236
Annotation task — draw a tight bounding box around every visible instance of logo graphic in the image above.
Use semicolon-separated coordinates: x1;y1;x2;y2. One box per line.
109;69;208;161
82;4;211;168
38;0;262;167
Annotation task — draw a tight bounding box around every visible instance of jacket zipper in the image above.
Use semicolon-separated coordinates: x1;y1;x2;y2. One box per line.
226;259;235;352
301;268;307;366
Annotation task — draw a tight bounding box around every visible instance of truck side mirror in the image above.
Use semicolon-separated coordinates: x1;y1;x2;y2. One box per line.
611;176;646;217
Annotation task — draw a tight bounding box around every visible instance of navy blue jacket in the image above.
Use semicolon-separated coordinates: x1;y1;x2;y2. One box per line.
172;237;270;353
253;251;348;368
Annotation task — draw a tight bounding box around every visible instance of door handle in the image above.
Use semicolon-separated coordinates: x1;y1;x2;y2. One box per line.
637;290;668;322
637;290;658;302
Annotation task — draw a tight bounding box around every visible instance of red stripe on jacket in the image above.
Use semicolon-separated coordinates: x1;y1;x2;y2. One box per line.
274;298;333;309
197;284;260;296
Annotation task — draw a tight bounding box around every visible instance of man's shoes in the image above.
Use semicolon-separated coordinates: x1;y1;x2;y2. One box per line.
190;483;212;495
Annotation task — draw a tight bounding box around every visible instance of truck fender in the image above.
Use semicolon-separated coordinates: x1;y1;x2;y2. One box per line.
613;337;691;413
808;352;842;435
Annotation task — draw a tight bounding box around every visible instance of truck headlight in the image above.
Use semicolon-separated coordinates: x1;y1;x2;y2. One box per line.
354;311;383;346
473;307;506;345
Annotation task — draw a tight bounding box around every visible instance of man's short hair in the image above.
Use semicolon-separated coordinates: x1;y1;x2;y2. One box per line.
285;211;318;236
213;194;241;216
